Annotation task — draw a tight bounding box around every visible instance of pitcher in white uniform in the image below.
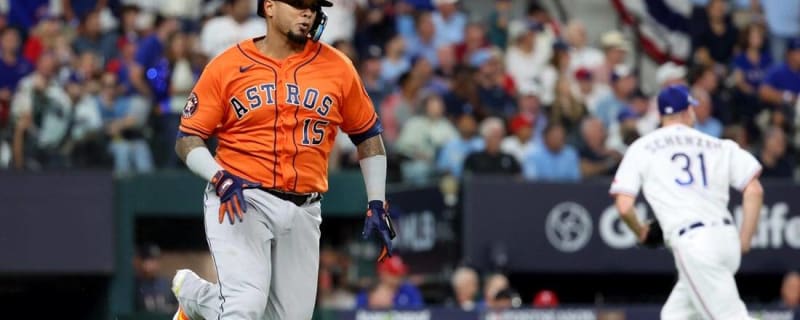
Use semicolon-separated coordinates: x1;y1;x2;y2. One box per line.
609;84;764;320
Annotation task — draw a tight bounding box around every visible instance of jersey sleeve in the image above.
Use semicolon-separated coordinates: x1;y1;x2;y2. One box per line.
178;64;224;139
609;142;645;196
726;141;762;191
339;62;378;135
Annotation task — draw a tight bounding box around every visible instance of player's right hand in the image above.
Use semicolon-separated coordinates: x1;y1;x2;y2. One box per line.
211;170;261;225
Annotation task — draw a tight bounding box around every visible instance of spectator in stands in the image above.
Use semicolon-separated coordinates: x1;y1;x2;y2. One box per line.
72;10;118;63
134;244;175;313
448;266;479;311
434;44;458;88
491;287;520;309
473;48;516;119
23;15;63;64
97;72;154;176
404;11;440;67
394;0;417;39
116;5;141;49
380;71;425;146
129;14;178;103
486;0;512;49
779;271;800;310
155;32;196;168
353;0;395;54
61;75;103;167
320;0;362;44
578;117;621;178
505;20;548;94
760;0;800;63
501;114;536;164
732;23;772;138
11;52;71;170
480;273;509;310
356;256;424;309
523;122;580;182
381;35;411;85
539;39;572;106
692;88;723;137
463;117;520;176
515;84;547;143
690;64;727;123
200;0;263;58
318;248;356;310
0;27;34;96
759;38;800;126
365;283;396;310
595;31;630;87
690;0;738;69
550;76;587;141
432;0;467;46
594;64;636;128
565;20;604;72
607;107;641;154
437;113;483;177
757;127;794;178
455;22;488;66
360;45;390;111
572;68;605;114
443;65;480;118
395;94;458;184
7;0;49;31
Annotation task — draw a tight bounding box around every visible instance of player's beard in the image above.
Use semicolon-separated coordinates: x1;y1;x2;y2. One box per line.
286;29;308;45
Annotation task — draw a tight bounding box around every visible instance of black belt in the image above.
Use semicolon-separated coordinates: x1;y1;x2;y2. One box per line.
261;188;322;207
678;218;732;236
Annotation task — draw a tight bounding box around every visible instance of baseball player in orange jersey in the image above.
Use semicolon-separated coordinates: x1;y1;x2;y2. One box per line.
169;0;397;319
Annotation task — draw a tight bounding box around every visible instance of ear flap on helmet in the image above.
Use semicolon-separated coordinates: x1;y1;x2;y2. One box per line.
308;10;327;42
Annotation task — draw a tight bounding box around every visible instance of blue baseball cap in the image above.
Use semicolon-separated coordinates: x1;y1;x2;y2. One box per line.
788;37;800;51
657;84;698;115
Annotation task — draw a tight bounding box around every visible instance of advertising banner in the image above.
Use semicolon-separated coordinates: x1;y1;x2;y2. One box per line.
463;177;800;274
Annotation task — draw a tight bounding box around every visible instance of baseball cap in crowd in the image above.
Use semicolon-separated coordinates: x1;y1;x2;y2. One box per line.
508;20;542;41
788;37;800;51
138;243;161;260
657;84;698;115
610;64;634;82
532;289;559;308
617;107;640;122
552;38;570;51
509;114;534;134
574;68;593;81
600;31;630;51
433;0;458;5
377;256;408;276
656;61;687;87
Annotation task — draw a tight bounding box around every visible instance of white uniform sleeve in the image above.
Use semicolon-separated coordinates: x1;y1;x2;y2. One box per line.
609;142;645;196
726;141;762;191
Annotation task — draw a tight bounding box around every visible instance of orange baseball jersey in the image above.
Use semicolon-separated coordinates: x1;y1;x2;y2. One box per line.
179;38;379;194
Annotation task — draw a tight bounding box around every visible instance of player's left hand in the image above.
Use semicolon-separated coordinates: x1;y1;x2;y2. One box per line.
211;170;261;225
362;200;396;262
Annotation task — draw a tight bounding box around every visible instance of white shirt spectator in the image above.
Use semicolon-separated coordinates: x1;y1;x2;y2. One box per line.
500;135;536;164
320;0;364;44
201;15;264;58
569;46;604;72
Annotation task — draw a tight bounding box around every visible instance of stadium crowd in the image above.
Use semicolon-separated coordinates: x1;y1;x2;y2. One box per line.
2;0;800;313
1;0;799;183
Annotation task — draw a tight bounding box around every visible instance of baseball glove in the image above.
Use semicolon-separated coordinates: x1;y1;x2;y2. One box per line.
641;220;664;248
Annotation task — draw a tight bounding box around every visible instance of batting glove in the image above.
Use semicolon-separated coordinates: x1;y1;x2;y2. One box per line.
362;200;397;262
211;170;261;225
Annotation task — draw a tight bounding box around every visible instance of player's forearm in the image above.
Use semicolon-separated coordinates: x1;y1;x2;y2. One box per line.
740;179;764;253
616;195;644;236
357;135;387;202
176;135;223;181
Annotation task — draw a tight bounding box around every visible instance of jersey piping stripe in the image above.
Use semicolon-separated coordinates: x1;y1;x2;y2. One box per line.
290;45;323;192
674;247;716;320
350;112;378;134
203;192;226;319
236;44;280;188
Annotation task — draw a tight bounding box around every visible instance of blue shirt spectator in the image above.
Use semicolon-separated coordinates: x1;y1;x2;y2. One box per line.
695;118;723;138
8;0;50;30
732;51;772;89
404;11;441;66
437;136;483;177
355;282;425;309
0;28;33;92
763;63;800;96
761;0;800;61
432;8;467;46
523;124;580;181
